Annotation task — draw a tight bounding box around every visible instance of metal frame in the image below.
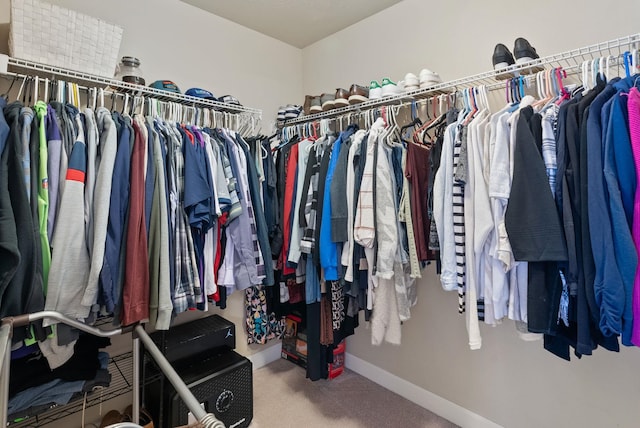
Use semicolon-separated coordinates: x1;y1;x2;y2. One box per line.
0;313;225;428
0;54;262;117
279;32;640;126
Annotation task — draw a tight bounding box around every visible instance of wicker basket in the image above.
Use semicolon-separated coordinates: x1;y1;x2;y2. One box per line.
9;0;123;77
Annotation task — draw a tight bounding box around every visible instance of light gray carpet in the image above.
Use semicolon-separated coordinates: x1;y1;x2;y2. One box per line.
250;359;459;428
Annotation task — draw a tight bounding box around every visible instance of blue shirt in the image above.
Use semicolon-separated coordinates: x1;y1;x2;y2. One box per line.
99;113;131;313
319;134;343;280
586;82;624;340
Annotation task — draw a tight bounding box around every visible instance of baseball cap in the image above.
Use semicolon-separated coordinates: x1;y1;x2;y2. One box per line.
149;80;181;94
218;95;242;106
185;88;218;100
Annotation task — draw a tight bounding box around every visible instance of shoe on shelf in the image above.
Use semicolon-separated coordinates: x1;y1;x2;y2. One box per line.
348;84;369;104
369;80;383;100
284;104;302;119
320;93;336;111
309;96;322;113
404;72;419;91
380;78;399;97
277;106;286;121
303;95;313;115
404;72;419;87
492;43;515;70
418;69;443;89
513;37;540;64
334;88;350;108
397;80;406;93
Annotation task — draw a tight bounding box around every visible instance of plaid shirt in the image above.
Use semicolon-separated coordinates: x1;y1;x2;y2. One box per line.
169;124;199;313
215;134;242;221
300;144;323;254
232;132;266;281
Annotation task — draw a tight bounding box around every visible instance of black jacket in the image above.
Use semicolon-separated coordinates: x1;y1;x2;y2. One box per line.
0;101;44;343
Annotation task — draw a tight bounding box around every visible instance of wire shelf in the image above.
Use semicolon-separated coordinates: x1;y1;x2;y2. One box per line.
0;54;262;117
7;352;133;428
279;32;640;126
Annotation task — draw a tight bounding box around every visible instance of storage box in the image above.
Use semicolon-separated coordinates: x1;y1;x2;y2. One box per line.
9;0;123;77
328;340;345;379
281;315;307;369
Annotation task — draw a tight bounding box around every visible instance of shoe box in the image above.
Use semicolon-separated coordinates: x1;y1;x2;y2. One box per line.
281;313;346;379
281;314;308;369
328;340;346;379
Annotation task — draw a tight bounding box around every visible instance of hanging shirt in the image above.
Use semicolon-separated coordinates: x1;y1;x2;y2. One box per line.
288;138;311;264
45;105;62;242
121;117;150;326
46;113;91;320
99;113;131;314
81;108;118;317
33;102;51;288
320;133;344;281
342;130;366;282
83;108;99;255
627;87;640;346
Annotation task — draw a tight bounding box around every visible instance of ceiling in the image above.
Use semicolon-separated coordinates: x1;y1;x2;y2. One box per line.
181;0;404;48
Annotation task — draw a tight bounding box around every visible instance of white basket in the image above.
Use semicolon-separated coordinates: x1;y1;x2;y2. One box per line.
9;0;123;78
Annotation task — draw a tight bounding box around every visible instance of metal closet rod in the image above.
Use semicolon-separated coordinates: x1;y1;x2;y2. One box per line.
1;72;257;130
0;54;262;117
280;32;640;126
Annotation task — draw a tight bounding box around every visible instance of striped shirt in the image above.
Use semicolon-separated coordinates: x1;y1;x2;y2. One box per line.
453;125;466;313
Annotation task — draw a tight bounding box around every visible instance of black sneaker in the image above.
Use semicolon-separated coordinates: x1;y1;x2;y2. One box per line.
513;37;539;64
492;43;515;70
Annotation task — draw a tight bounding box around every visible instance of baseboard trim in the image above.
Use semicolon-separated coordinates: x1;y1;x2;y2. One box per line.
344;352;503;428
246;343;282;370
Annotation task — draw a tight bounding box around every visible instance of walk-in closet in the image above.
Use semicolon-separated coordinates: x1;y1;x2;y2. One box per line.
1;1;639;427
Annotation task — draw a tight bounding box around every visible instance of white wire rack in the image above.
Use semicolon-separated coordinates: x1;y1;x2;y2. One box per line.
0;54;262;117
280;32;640;126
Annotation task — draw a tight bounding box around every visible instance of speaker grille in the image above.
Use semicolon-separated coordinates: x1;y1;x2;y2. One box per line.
171;356;253;427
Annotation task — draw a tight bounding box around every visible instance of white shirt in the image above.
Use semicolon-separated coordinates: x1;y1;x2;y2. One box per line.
433;122;458;291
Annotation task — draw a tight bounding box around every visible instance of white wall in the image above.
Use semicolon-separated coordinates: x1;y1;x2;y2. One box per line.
0;0;302;357
303;1;640;427
303;0;640;95
0;0;302;133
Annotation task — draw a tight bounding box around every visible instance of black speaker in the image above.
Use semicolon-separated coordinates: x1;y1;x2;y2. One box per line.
144;350;253;428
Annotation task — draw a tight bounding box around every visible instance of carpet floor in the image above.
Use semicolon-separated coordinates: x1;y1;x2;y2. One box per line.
249;359;459;428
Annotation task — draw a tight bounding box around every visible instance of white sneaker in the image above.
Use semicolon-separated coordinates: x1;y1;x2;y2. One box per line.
404;72;419;88
419;69;443;89
380;78;400;97
369;80;383;100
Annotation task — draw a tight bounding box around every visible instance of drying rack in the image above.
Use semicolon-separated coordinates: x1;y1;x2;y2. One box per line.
0;312;225;428
279;32;640;126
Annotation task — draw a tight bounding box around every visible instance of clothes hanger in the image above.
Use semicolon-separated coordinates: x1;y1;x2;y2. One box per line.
16;75;28;102
591;57;600;88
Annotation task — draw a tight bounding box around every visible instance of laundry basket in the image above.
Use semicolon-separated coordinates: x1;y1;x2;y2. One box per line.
8;0;123;77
